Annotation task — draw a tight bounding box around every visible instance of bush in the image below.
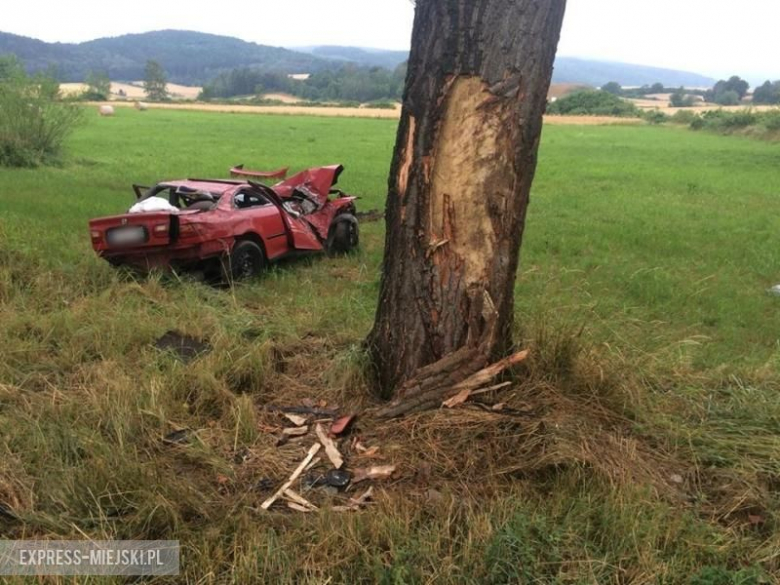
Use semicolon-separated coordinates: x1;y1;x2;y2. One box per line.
547;90;640;117
642;110;668;125
670;110;698;125
762;110;780;131
0;56;83;167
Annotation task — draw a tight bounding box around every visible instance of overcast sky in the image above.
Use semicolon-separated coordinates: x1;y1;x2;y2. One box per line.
3;0;778;82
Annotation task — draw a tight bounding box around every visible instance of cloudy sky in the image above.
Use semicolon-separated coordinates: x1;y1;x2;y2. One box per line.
3;0;778;82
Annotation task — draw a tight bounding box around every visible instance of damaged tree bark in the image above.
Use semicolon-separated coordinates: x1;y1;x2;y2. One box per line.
367;0;567;416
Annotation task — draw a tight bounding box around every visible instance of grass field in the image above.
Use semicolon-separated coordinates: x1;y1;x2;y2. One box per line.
1;108;780;583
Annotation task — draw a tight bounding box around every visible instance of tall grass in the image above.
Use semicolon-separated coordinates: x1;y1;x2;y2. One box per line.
1;111;779;581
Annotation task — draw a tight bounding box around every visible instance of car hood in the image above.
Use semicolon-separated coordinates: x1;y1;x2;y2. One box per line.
273;165;344;206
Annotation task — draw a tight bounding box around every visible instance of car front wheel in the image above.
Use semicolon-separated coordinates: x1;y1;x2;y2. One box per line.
327;214;359;255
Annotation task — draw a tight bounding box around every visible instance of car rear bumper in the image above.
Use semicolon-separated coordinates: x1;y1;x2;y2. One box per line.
97;240;229;271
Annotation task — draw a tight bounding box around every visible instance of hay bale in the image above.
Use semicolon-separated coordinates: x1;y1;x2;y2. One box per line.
98;105;115;117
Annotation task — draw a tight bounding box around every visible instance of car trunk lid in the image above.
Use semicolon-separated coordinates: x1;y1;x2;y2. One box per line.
89;212;176;251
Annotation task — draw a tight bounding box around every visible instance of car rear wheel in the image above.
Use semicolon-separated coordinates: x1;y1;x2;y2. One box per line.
227;240;266;281
327;214;359;255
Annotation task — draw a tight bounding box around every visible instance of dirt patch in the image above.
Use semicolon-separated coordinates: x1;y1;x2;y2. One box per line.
154;330;211;363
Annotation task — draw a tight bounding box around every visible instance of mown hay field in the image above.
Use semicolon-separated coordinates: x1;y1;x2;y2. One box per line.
1;107;780;583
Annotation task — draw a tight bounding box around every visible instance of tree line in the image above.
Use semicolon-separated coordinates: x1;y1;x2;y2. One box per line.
602;75;780;107
198;63;407;103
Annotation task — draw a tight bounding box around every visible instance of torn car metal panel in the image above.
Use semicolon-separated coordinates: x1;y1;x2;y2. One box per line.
88;165;358;281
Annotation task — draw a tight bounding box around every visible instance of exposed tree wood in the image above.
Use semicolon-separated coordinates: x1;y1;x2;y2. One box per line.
366;0;567;404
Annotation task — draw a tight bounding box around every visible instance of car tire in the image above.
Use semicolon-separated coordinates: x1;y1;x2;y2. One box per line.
327;214;359;255
227;240;266;281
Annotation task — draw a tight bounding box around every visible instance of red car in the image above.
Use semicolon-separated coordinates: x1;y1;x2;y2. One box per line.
89;165;359;280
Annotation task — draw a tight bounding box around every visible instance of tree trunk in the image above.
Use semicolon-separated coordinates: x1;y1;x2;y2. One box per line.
367;0;567;412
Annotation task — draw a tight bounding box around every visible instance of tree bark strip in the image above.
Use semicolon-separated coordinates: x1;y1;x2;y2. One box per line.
367;0;567;406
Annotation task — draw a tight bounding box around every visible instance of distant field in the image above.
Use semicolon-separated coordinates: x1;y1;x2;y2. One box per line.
1;108;779;582
630;94;780;115
60;81;202;100
79;99;651;123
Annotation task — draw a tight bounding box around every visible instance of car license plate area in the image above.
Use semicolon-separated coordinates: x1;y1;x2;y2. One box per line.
107;226;148;247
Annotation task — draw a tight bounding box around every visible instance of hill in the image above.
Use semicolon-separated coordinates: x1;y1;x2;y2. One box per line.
0;30;717;89
553;57;715;88
296;46;715;87
0;30;330;84
294;46;409;70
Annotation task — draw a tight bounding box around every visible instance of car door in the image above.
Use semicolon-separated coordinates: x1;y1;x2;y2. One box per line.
232;191;289;259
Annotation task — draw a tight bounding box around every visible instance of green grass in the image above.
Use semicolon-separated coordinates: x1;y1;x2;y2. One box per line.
1;107;779;583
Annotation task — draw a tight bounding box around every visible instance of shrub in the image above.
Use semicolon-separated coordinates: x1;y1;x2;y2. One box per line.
671;110;698;125
642;110;668;125
0;57;83;167
547;90;640;117
762;110;780;131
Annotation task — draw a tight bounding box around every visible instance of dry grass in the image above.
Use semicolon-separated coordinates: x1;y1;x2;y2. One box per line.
78;99;649;125
60;82;202;101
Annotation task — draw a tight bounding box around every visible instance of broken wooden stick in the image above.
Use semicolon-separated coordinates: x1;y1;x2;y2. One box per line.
261;443;321;510
352;465;396;484
442;381;513;408
283;489;318;511
315;423;344;469
282;425;309;437
333;487;374;512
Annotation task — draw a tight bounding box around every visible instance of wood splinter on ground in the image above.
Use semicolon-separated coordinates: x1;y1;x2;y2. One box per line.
261;443;321;510
283;413;307;427
315;423;344;469
282;425;309;437
333;487;375;513
283;489;318;511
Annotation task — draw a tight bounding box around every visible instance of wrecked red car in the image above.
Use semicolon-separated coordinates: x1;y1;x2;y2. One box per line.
89;165;358;280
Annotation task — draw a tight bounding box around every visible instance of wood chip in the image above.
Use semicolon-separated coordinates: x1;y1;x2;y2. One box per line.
356;444;380;458
352;465;396;484
332;487;374;512
283;489;318;511
282;425;309;437
287;502;314;513
283;413;307;427
315;423;344;469
260;443;321;510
